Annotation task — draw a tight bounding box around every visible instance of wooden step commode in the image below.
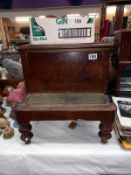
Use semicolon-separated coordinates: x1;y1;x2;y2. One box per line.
13;43;116;144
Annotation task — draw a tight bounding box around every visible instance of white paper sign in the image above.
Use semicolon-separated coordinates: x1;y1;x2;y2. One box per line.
88;53;97;60
30;17;95;44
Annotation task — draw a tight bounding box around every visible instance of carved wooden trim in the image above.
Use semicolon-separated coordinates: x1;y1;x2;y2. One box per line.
99;122;113;143
19;122;33;144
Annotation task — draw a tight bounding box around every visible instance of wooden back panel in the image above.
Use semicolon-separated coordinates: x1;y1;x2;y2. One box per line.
114;29;131;61
19;44;113;93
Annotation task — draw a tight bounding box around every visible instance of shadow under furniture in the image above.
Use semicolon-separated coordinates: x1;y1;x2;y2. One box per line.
13;43;116;144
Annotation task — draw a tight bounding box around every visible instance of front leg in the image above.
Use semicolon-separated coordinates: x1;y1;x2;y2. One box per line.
19;122;33;144
98;122;113;143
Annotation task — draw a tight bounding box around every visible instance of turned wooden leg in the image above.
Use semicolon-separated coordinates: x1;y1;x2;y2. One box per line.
19;122;33;144
98;122;113;143
68;121;77;129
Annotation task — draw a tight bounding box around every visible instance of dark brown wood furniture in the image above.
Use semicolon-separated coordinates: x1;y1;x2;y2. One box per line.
13;43;116;144
114;29;131;96
100;0;131;37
